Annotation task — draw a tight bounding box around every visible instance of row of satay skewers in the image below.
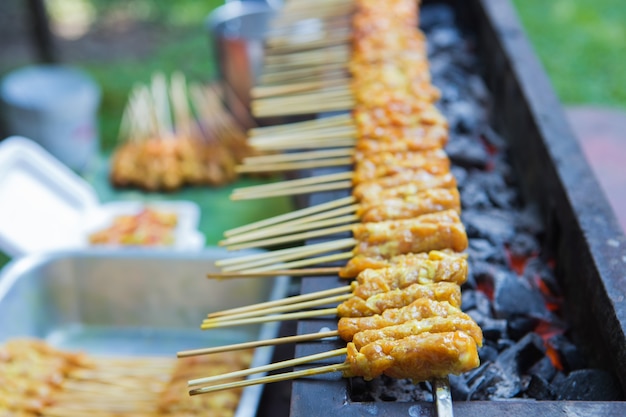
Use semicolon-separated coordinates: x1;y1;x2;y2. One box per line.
178;0;483;401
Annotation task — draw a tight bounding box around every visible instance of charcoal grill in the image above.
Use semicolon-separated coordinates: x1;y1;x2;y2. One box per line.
253;0;626;415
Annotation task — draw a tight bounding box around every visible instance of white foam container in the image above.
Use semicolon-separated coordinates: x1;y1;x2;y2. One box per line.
0;136;205;257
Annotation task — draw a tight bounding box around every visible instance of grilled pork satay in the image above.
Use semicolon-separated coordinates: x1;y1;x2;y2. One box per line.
343;331;479;381
351;314;483;350
353;149;450;183
338;281;461;318
358;188;460;222
356;126;448;153
352;171;457;201
337;298;461;341
347;251;467;290
351;209;467;258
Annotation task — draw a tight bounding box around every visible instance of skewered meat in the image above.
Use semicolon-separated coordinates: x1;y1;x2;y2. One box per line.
337;299;461;341
355;125;448;153
351;315;483;349
352;210;468;258
343;331;479;381
346;250;467;290
338;281;461;317
358;188;460;222
353;171;456;200
352;149;450;183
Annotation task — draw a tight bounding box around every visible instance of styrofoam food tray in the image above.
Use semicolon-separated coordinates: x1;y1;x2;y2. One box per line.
0;136;204;257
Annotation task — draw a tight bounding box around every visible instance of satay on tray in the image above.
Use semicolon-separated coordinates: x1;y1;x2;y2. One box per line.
0;338;252;416
110;72;256;192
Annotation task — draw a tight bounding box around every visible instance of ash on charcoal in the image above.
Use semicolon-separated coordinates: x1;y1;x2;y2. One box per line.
469;311;507;341
349;376;433;403
450;165;468;187
554;369;622;401
462;289;492;316
446;135;490;168
514;204;545;236
481;125;507;150
467;238;507;264
460;177;492;209
428;27;461;52
507;315;540;341
508;232;540;259
525;375;556;400
469;334;545;399
462;208;517;244
528;356;558;382
493;272;551;320
419;3;456;30
448;100;483;135
467;74;490;105
478;344;499;363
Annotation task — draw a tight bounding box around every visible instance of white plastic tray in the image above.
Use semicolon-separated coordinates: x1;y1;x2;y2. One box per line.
0;136;205;256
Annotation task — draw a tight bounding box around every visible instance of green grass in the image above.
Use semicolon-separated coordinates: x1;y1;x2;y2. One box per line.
80;0;224;151
512;0;626;107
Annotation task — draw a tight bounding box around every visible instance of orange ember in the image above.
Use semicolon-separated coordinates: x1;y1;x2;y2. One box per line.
534;320;566;371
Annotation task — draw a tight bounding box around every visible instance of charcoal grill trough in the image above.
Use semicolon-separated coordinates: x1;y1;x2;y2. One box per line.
252;0;626;416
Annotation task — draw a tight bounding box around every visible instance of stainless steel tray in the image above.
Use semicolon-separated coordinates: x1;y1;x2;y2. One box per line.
0;247;290;417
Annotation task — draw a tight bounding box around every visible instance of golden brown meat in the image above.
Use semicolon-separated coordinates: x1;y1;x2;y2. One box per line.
352;171;457;200
338;281;461;318
355;125;448;154
338;299;461;341
358;188;461;222
352;149;450;183
352;210;468;258
351;314;483;349
345;251;468;293
343;331;480;381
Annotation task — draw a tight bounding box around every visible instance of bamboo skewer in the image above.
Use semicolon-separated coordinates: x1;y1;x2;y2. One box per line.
254;137;356;151
203;293;352;323
263;45;350;68
206;267;340;279
251;78;348;98
220;214;358;246
249;126;357;146
228;251;354;273
190;363;351;396
217;239;356;272
248;113;353;137
232;171;352;194
222;205;358;243
207;286;352;318
216;238;353;266
177;330;340;358
264;35;352;56
233;180;352;200
235;157;352;174
188;348;347;387
200;308;337;330
226;196;356;237
253;98;355;118
243;149;354;165
224;224;355;251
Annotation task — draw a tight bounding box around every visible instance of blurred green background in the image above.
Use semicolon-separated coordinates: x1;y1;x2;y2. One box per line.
0;0;624;268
